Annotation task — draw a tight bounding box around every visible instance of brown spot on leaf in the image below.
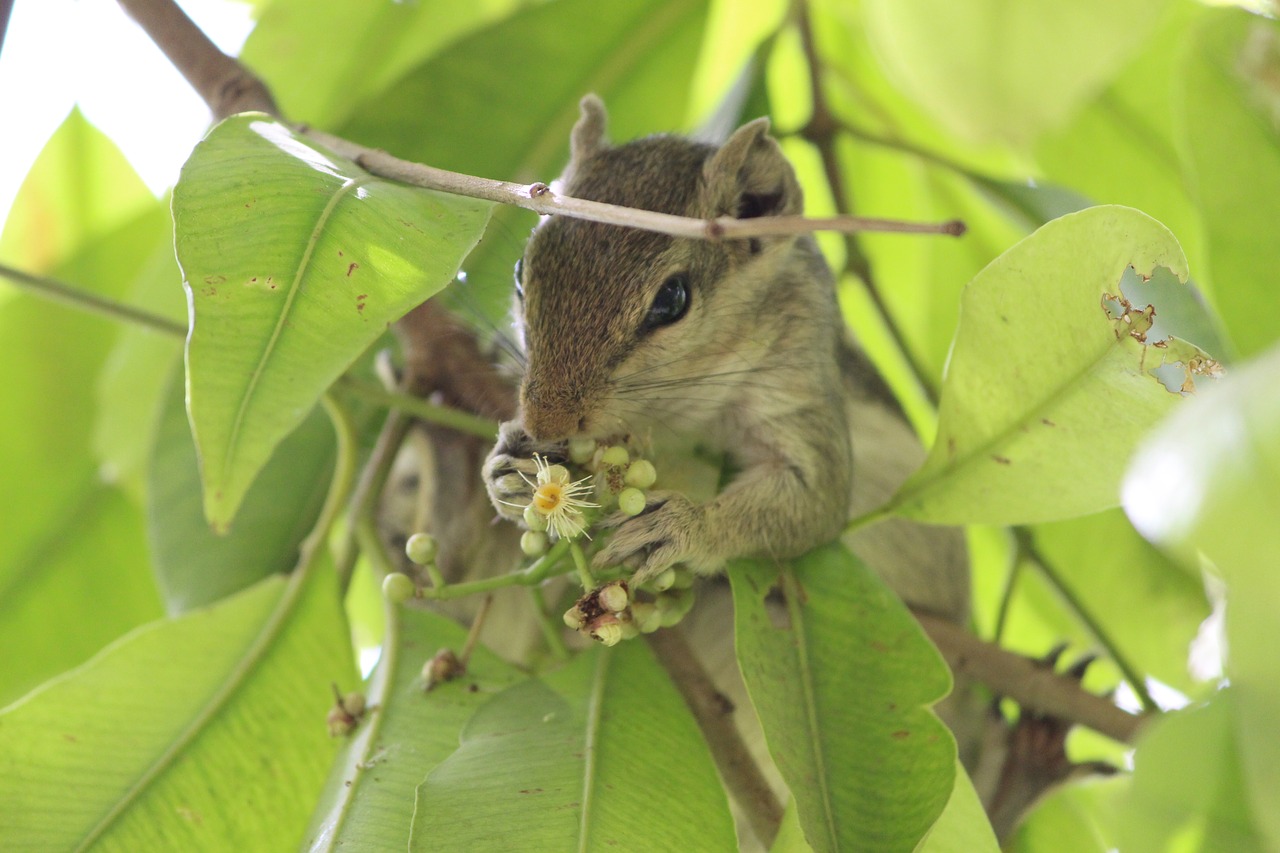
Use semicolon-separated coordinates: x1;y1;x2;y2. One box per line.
892;730;910;740
992;455;1011;465
1041;418;1056;427
347;262;359;277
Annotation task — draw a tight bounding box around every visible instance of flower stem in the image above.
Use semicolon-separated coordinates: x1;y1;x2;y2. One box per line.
570;541;595;590
416;538;573;601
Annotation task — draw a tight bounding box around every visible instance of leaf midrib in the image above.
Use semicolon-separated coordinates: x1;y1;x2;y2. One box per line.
218;175;372;501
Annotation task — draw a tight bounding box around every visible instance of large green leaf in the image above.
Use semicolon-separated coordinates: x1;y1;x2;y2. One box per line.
147;367;334;613
860;0;1172;147
889;205;1214;525
1120;695;1268;852
304;607;522;850
0;115;166;704
340;0;709;332
729;544;955;853
241;0;517;128
172;115;493;529
1124;341;1280;849
1176;9;1280;358
412;642;736;851
0;108;155;274
918;762;1000;853
0;566;354;850
1030;510;1209;695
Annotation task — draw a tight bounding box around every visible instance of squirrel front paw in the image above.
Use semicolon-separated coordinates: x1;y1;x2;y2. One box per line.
592;492;715;582
482;421;567;521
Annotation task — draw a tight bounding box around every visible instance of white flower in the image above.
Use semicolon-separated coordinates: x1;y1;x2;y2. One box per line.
522;454;598;540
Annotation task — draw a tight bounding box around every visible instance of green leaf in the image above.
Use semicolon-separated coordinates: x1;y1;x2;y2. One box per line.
1010;777;1126;853
147;367;335;613
1124;340;1280;849
172;115;493;529
303;606;522;850
412;642;736;851
0;116;168;703
917;762;1000;853
861;0;1172;147
0;565;355;850
0;108;155;273
729;544;955;853
1176;9;1280;358
1120;695;1270;853
241;0;518;127
890;205;1214;525
1030;510;1209;695
339;0;709;332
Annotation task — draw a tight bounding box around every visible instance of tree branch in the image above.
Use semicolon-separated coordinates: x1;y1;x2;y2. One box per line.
116;0;963;244
913;610;1148;745
117;0;276;120
646;627;785;848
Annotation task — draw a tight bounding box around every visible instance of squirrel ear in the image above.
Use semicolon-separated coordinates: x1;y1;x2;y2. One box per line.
700;117;803;220
563;94;609;186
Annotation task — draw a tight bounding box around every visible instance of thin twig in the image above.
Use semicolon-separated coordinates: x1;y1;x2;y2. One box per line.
1017;529;1159;713
334;409;412;593
118;0;964;245
416;539;574;601
0;0;15;60
913;610;1148;744
0;262;186;337
526;585;571;660
646;627;785;847
334;375;498;439
792;0;942;405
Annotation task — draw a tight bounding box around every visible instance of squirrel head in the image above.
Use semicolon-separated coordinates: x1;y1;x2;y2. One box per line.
514;95;811;442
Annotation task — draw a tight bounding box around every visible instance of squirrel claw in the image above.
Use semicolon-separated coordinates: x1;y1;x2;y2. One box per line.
592;493;709;578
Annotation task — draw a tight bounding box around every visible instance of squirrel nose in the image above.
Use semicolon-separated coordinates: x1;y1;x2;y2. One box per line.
520;381;586;441
522;406;584;442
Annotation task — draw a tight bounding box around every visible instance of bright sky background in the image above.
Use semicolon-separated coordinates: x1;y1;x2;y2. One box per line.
0;0;255;231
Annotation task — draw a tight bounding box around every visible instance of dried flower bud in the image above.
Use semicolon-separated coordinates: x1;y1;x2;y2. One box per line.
422;649;464;692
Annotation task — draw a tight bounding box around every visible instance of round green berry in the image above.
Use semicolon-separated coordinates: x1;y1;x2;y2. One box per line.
618;487;646;516
568;437;597;464
600;445;630;467
593;622;624;646
624;459;657;489
520;530;549;557
650;568;677;592
382;572;416;604
523;504;548;532
405;533;438;565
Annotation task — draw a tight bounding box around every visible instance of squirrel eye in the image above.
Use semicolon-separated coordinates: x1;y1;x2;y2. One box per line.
513;257;525;300
642;274;690;331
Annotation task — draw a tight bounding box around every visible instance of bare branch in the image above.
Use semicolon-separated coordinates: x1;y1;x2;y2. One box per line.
116;0;964;244
117;0;276;120
914;611;1148;745
646;627;785;848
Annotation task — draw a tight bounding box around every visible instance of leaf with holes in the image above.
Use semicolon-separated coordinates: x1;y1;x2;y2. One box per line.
173;115;492;529
887;205;1219;526
410;642;735;851
729;544;956;853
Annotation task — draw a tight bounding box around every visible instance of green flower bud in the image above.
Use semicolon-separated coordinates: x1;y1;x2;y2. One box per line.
405;533;438;565
630;601;662;633
520;530;549;557
523;503;549;532
600;445;630;467
545;463;571;483
568;437;598;464
593;622;624;646
649;567;677;592
624;459;657;489
618;487;646;516
598;581;630;613
382;572;416;604
564;606;586;630
658;589;696;627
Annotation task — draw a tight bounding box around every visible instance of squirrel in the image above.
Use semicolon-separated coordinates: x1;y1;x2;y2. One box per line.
483;95;969;624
